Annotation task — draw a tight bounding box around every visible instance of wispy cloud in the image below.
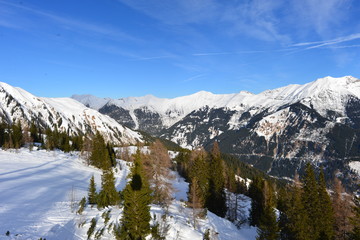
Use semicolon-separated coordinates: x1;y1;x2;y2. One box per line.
119;0;289;43
291;0;351;37
118;0;219;25
183;74;206;82
192;48;296;57
192;52;234;56
130;54;177;61
221;0;290;43
292;33;360;50
0;0;140;43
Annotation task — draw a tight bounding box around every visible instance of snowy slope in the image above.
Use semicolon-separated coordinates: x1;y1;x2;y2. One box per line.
73;76;360;131
0;149;257;240
0;82;142;145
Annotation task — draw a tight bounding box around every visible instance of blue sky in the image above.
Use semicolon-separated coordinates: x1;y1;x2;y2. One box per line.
1;0;360;98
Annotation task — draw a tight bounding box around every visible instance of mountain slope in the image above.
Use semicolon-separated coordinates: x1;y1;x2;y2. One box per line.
72;76;360;186
0;82;142;145
0;148;257;239
73;76;360;135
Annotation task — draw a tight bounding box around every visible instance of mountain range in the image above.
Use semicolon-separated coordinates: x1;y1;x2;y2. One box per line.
72;76;360;187
1;77;359;188
0;82;142;145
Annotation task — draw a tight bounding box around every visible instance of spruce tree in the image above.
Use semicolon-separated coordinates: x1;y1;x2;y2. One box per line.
88;175;97;205
349;194;360;240
256;181;279;240
188;148;209;208
317;169;334;240
0;123;6;147
206;142;227;218
285;175;310;240
302;163;320;239
90;131;111;170
120;149;152;240
249;176;265;226
98;169;120;208
12;121;23;149
29;122;39;143
107;143;116;167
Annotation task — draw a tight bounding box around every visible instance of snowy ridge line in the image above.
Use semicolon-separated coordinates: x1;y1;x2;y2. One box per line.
72;76;360;129
0;82;143;145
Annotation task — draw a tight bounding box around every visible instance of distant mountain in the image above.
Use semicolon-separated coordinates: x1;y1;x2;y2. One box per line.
0;82;142;145
73;76;360;187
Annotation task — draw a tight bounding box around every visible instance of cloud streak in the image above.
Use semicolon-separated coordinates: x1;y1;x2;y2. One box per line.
183;74;206;82
292;33;360;50
0;0;139;43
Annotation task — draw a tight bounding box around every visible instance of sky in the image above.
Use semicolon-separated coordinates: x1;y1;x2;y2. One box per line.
1;0;360;98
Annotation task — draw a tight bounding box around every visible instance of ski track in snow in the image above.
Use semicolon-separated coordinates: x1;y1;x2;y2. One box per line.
0;149;257;240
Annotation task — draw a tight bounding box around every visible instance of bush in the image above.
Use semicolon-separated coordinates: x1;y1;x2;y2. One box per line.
87;218;97;239
102;210;111;225
77;197;86;215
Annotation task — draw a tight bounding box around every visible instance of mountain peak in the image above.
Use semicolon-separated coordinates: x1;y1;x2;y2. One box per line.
0;84;142;145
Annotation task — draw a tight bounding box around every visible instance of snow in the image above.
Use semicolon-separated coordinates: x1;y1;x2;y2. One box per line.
0;82;143;145
349;161;360;175
0;149;257;239
72;76;360;130
0;149;102;239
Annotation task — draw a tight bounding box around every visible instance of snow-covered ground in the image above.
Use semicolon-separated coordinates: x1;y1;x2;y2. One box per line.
0;148;256;240
349;161;360;175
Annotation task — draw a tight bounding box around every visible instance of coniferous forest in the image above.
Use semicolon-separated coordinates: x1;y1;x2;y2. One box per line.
0;120;359;239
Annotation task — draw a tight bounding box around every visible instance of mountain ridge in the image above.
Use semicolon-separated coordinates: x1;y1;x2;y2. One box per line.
0;82;143;145
72;76;360;188
72;76;360;134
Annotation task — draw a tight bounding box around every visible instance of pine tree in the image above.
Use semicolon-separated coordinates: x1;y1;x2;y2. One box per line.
90;131;111;170
284;174;310;240
302;163;321;239
30;122;39;143
60;132;71;152
88;175;97;205
45;127;55;150
107;143;116;167
256;181;279;240
206;142;227;217
12;121;23;149
249;176;265;226
349;193;360;240
0;123;7;146
188;148;209;207
98;169;120;208
317;168;334;240
120;149;152;240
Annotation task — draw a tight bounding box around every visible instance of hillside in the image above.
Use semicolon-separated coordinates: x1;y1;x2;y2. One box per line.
72;76;360;187
0;148;256;239
0;82;142;145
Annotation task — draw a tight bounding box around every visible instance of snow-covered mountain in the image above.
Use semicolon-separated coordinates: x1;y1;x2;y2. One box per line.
73;76;360;186
73;76;360;135
0;82;142;145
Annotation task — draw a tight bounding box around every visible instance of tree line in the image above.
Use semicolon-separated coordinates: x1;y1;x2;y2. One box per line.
0;121;83;152
248;163;360;240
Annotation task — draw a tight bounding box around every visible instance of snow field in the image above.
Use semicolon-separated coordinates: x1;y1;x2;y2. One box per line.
0;148;257;240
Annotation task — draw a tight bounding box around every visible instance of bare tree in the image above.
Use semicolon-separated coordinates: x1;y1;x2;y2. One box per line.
81;136;92;165
332;177;353;240
188;177;204;229
144;140;174;207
